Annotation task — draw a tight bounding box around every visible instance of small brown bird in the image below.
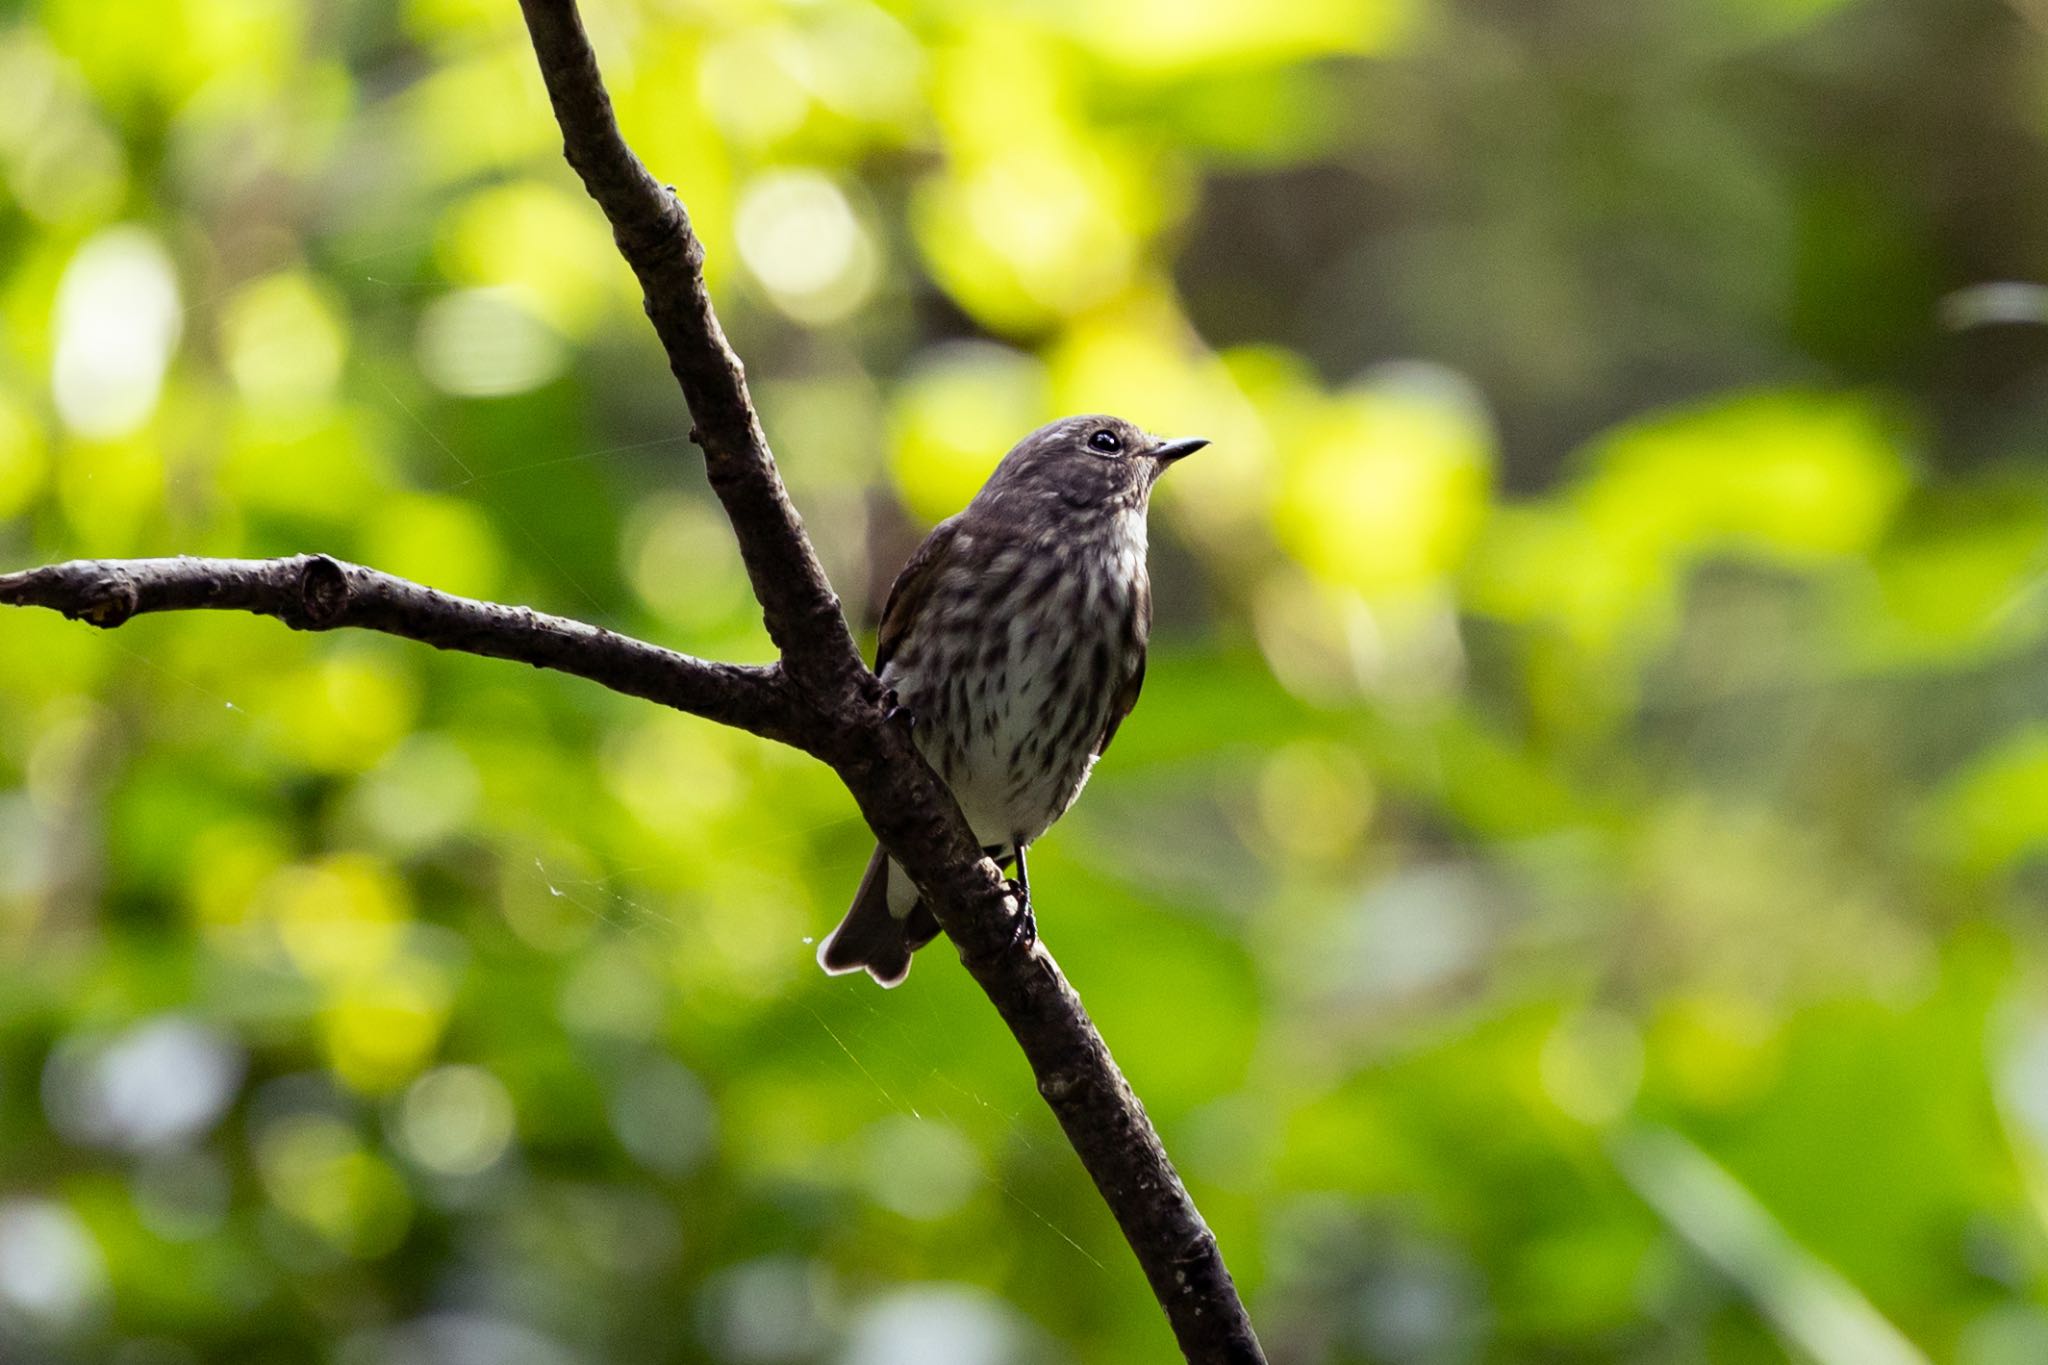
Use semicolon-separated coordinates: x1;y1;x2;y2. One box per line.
818;415;1207;986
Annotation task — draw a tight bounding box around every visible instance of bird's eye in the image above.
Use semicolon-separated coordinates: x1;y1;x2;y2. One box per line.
1087;429;1122;454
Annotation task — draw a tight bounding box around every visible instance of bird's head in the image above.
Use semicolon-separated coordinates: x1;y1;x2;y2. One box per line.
976;415;1207;519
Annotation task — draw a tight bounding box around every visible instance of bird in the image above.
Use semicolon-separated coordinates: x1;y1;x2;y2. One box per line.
817;415;1207;986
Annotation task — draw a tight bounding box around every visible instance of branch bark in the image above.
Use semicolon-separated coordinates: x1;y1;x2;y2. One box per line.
515;0;863;707
0;555;800;746
0;5;1268;1359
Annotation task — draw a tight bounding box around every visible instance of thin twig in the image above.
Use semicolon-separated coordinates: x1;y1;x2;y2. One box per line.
0;555;799;746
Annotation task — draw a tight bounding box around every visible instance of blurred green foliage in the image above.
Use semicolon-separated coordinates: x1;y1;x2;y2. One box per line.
5;0;2048;1361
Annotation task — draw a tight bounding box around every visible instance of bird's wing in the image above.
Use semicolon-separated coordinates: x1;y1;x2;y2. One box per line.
1094;651;1145;758
1095;577;1151;758
875;516;961;675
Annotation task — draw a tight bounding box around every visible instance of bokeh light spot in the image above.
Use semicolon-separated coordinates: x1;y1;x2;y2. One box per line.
41;1016;245;1152
52;227;181;439
221;272;348;408
735;170;878;326
0;1200;105;1331
609;1057;717;1179
887;343;1049;523
861;1116;982;1221
416;288;566;398
398;1064;515;1177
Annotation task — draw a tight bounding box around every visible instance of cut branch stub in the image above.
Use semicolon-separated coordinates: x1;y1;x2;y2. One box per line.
297;554;351;627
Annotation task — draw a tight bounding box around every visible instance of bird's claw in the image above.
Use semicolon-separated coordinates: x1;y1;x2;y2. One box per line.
1003;879;1037;951
883;690;916;730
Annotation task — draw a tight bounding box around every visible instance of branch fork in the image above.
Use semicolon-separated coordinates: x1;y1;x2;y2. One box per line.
0;5;1267;1360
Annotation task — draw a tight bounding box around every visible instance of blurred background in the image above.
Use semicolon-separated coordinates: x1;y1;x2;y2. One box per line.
3;0;2048;1360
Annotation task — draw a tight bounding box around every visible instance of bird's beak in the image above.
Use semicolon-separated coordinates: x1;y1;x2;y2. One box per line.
1149;436;1210;465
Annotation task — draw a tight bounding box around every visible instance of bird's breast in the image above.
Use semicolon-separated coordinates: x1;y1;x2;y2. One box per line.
883;524;1147;847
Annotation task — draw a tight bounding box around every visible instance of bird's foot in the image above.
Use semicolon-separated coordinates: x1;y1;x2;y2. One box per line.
1002;879;1037;951
883;689;916;730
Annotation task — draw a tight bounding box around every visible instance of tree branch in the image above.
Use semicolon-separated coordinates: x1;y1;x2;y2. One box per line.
0;555;800;747
0;5;1269;1359
515;0;864;706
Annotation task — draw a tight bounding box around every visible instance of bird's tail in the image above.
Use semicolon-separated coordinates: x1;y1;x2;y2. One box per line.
818;845;939;987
